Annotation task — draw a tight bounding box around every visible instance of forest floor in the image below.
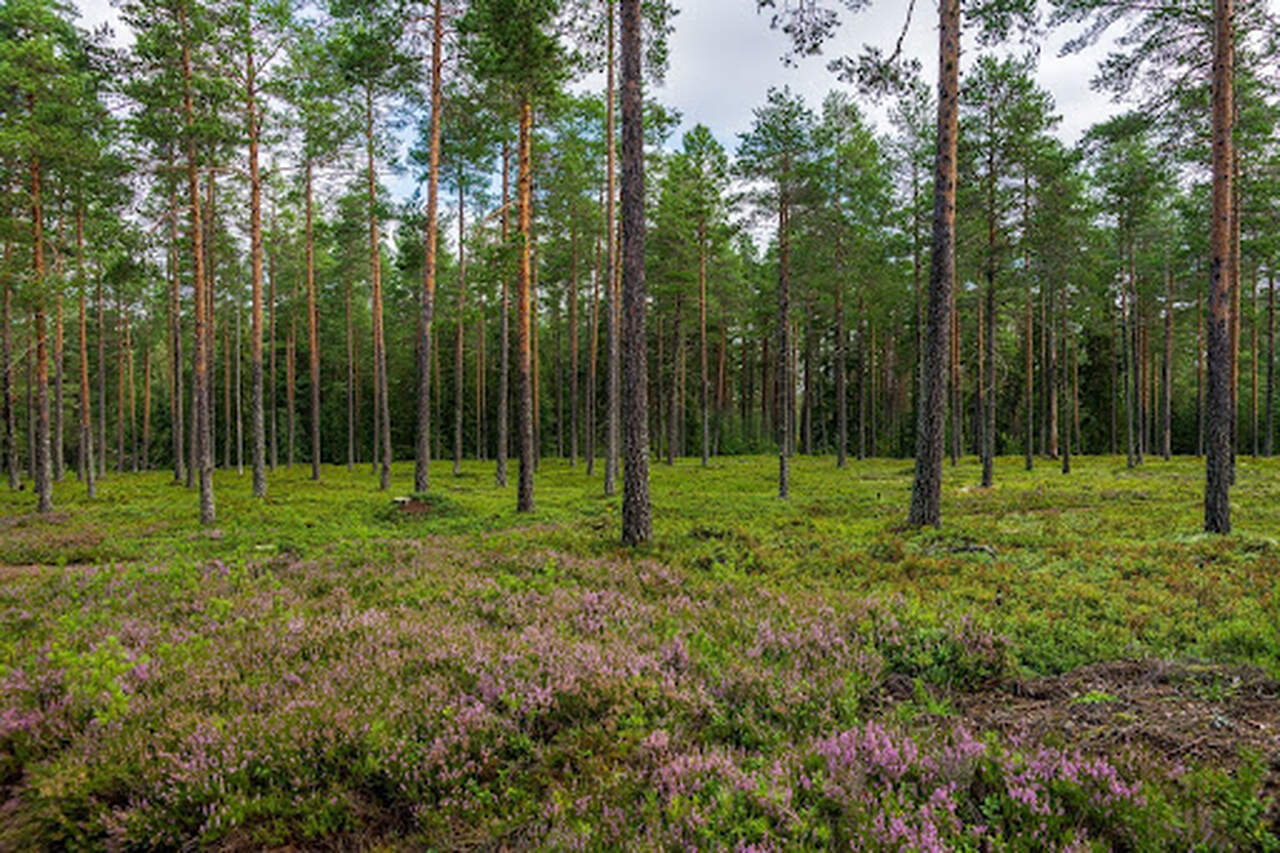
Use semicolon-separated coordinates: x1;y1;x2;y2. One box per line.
1;455;1279;849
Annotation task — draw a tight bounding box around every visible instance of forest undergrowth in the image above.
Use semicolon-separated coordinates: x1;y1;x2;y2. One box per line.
2;456;1278;849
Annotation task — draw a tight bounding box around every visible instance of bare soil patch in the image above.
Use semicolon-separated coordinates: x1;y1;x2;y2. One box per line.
951;660;1280;811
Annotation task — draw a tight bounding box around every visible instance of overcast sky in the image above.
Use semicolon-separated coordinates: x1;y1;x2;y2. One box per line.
70;0;1195;197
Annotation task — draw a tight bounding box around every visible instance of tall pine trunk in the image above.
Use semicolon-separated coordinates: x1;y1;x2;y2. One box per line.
776;171;791;499
454;178;466;477
619;0;651;545
365;86;391;491
980;127;995;489
166;194;184;485
699;221;709;466
305;162;320;479
268;233;277;470
496;138;510;487
604;2;619;497
1163;265;1174;460
182;7;214;524
247;46;266;497
569;223;579;467
74;211;95;495
908;0;959;527
30;146;52;513
1204;0;1234;533
1267;271;1275;457
417;0;442;495
51;294;62;481
516;99;535;513
78;289;94;497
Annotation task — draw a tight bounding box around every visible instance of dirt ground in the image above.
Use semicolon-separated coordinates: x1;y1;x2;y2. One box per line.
940;660;1280;814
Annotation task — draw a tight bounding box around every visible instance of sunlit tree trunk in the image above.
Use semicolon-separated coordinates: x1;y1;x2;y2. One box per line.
1205;0;1233;532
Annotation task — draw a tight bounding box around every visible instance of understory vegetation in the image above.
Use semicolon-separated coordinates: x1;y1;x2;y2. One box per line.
2;456;1279;849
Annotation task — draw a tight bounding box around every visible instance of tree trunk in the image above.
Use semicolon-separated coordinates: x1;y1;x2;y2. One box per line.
129;309;138;472
496;137;510;487
604;1;620;498
982;267;994;488
286;266;296;468
776;177;791;499
208;169;220;472
346;260;355;472
78;289;94;497
142;349;151;470
667;293;680;465
1061;280;1071;474
74;212;95;496
306;163;321;479
165;194;184;485
1267;270;1275;457
1204;0;1233;533
587;208;601;474
454;177;466;477
53;292;63;479
1197;275;1205;456
835;271;847;468
116;296;125;474
908;0;959;526
1251;266;1258;457
30;149;52;513
569;222;579;467
619;0;651;545
268;233;277;470
1163;265;1173;460
699;221;709;466
516;98;535;513
803;290;813;456
1047;271;1058;460
182;8;214;524
365;86;391;491
1;263;13;491
247;46;266;497
223;318;231;471
950;282;960;465
477;297;486;459
981;129;995;489
1124;252;1136;468
417;0;442;494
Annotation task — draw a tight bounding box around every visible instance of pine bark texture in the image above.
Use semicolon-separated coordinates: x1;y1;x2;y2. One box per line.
1204;0;1233;533
619;0;651;546
516;100;535;513
908;0;959;527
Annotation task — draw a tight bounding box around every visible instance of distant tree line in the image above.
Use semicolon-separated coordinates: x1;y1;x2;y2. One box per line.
0;0;1270;535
